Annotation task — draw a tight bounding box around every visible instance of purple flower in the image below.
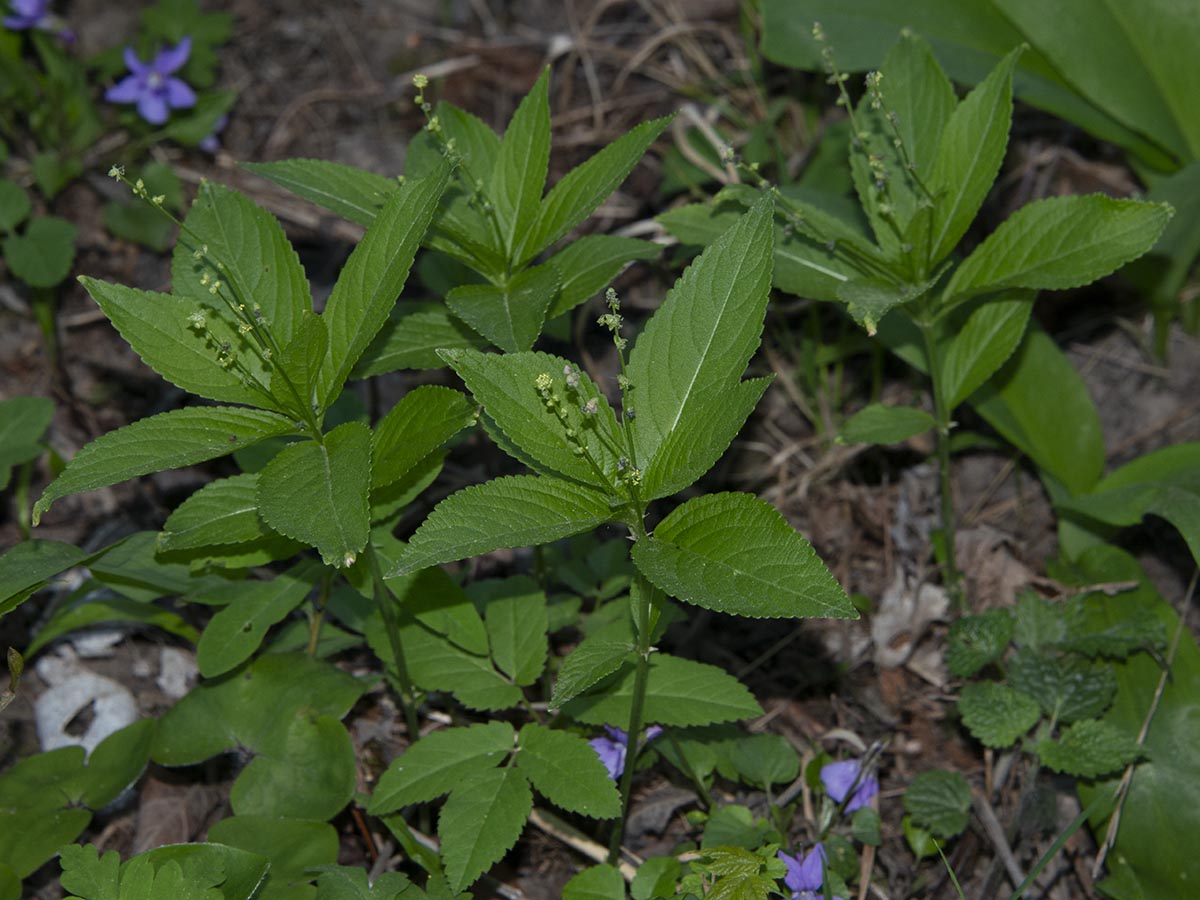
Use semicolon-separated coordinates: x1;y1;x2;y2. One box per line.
105;37;197;125
589;725;664;779
199;113;229;154
4;0;72;41
778;844;844;900
820;758;879;814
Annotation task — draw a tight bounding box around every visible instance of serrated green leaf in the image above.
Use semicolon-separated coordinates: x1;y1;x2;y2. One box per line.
0;539;87;616
442;349;621;487
445;263;560;353
852;807;882;846
391;475;614;576
0;394;53;489
481;577;547;686
0;179;30;231
440;766;532;893
195;562;320;677
837;277;932;335
1014;593;1072;655
490;68;550;260
1037;718;1140;778
387;565;488;655
312;865;412;900
550;638;633;709
370;722;514;814
1009;651;1117;722
271;309;328;417
927;48;1020;265
563;653;761;727
318;160;451;407
57;844;120;900
79;278;278;409
958;681;1041;748
699;805;772;851
633;493;853;620
544;235;660;320
519;115;671;263
438;102;502;176
628;198;773;488
352;302;489;376
158;473;270;552
517;723;621;818
137;843;270;900
837;404;936;445
231;713;356;819
372;385;475;490
729;733;800;789
172;181;311;349
939;292;1035;409
563;864;625;900
3;216;76;287
945;195;1172;304
243;158;395;227
257;422;372;567
1061;593;1168;659
34;406;297;524
903;769;972;839
945;608;1014;678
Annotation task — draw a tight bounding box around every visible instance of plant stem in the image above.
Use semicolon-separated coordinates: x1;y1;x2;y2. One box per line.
918;314;963;608
366;542;422;743
607;559;659;864
306;569;334;656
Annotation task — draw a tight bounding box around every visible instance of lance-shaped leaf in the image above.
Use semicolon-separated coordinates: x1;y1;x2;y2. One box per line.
79;278;277;410
158;473;272;552
0;540;88;617
440;103;502;176
441;349;622;487
480;577;548;686
318;159;451;407
33;407;297;524
838;404;936;446
518;115;672;265
550;638;634;709
270;309;327;417
563;653;761;727
544;235;661;320
632;493;854;620
369;722;514;814
944;194;1173;305
440;767;532;893
242;158;395;227
628;197;774;486
490;67;551;259
371;385;475;490
353;302;489;377
926;47;1021;266
196;562;322;677
390;475;614;576
445;262;560;352
938;292;1034;409
517;723;621;818
171;181;312;347
257;421;372;567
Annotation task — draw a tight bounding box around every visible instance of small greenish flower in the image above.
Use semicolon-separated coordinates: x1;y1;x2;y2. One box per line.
535;372;553;393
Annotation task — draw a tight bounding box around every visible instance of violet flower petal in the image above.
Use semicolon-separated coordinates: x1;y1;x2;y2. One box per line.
154;36;191;74
589;734;626;780
164;77;196;109
820;758;878;813
137;92;169;125
104;74;143;104
122;46;147;75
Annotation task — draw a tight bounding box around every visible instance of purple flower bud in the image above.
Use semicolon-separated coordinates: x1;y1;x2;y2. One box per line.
820;758;879;814
105;37;197;125
588;725;664;780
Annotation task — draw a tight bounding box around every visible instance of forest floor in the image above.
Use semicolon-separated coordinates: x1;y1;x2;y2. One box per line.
3;2;1199;899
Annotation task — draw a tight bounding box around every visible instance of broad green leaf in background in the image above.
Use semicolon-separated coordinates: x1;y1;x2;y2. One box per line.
80;279;278;410
563;865;625;900
136;843;270;900
369;722;514;815
837;404;936;445
972;326;1105;497
516;723;621;818
439;767;532;893
938;291;1034;408
729;733;801;789
0;539;87;617
171;182;311;347
0;179;30;231
903;769;972;839
957;681;1041;748
944;195;1173;304
33;406;297;524
353;303;488;377
444;263;560;352
391;475;615;577
318;160;452;407
442;349;621;486
257;422;372;567
945;608;1014;678
926;47;1020;265
312;865;412;900
371;385;475;490
632;492;854;619
157;473;270;552
389;566;489;655
24;589;199;658
549;639;634;709
519;115;671;264
1036;719;1140;778
3;216;76;287
0;395;53;490
439;103;502;176
544;235;661;320
481;577;548;686
563;653;761;727
243;158;395;227
628;197;774;491
490;68;550;259
206;816;338;900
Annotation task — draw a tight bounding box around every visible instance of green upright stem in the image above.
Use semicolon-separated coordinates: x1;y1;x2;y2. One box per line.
366;543;423;743
306;569;334;657
918;314;963;608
